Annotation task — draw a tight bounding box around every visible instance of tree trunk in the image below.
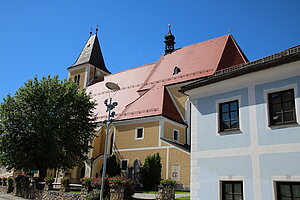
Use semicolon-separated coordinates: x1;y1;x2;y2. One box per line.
39;168;47;180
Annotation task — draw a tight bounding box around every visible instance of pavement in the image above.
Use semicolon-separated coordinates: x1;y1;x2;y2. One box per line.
0;192;190;200
132;192;190;199
0;193;28;200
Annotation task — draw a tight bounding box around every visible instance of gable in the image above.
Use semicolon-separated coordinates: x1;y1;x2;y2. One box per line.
217;35;248;71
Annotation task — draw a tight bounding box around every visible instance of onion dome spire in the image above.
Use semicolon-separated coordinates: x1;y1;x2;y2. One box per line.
164;24;176;54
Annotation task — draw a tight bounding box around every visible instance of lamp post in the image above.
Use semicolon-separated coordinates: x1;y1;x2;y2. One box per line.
100;82;120;200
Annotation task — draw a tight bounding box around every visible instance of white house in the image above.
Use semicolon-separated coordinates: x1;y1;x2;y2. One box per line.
181;45;300;200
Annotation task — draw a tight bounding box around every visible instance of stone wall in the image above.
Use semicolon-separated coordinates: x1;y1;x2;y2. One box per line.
40;190;81;200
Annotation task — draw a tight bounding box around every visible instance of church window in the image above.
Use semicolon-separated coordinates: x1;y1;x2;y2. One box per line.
74;75;81;84
120;159;128;171
135;127;144;139
173;129;179;142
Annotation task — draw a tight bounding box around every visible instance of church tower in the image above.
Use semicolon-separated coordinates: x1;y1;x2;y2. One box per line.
68;30;110;89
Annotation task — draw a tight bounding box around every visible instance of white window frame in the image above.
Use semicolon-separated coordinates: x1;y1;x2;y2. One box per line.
271;176;300;200
215;95;242;135
120;159;129;171
263;83;299;130
173;129;179;142
218;176;245;200
135;127;144;140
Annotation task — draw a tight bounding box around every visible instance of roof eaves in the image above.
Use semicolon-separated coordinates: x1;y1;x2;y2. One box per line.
160;137;190;153
181;45;300;92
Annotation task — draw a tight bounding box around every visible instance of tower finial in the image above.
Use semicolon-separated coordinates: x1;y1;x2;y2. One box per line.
168;24;172;33
164;24;175;55
96;25;99;34
90;28;93;36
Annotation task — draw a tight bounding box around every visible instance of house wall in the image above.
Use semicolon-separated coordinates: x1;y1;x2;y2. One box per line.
168;146;190;189
168;86;189;120
188;60;300;200
164;121;186;144
115;121;159;149
114;118;190;188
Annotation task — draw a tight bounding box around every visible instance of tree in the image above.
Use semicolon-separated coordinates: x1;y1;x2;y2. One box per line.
100;154;121;177
141;153;162;190
0;76;96;179
106;154;121;177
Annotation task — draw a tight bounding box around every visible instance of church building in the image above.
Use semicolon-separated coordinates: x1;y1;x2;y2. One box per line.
67;26;248;190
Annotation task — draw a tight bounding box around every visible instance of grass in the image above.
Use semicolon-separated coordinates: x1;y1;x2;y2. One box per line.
176;197;190;200
140;190;190;194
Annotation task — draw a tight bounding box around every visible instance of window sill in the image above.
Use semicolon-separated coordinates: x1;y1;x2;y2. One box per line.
218;129;242;135
269;122;299;130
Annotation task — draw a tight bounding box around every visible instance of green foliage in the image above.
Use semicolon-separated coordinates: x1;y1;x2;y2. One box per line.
0;75;96;179
160;179;176;187
141;153;162;191
7;177;13;183
61;177;70;184
107;176;130;186
44;176;54;183
81;177;92;183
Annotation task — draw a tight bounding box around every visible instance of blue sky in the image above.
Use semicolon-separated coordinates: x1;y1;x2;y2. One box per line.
0;0;299;100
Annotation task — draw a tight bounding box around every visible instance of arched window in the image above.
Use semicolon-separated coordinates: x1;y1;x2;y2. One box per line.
74;75;81;84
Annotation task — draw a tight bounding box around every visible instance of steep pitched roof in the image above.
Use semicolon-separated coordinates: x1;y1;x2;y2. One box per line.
86;34;248;123
69;34;110;73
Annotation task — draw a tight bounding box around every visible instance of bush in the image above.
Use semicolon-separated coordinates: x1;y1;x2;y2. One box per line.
44;176;54;183
108;176;130;187
124;181;135;200
61;177;70;185
91;177;109;198
101;154;121;177
81;177;92;183
141;153;162;191
160;179;176;187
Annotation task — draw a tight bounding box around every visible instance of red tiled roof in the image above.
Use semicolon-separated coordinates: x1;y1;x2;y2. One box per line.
86;34;247;123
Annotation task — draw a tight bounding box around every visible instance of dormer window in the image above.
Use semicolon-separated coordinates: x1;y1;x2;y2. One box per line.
173;66;181;75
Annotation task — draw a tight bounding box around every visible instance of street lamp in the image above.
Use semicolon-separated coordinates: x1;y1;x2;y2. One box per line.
99;82;120;200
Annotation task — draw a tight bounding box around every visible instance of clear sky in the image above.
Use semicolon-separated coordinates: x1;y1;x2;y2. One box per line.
0;0;299;101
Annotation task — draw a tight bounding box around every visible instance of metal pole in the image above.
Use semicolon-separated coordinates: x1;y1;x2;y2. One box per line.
100;97;111;200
